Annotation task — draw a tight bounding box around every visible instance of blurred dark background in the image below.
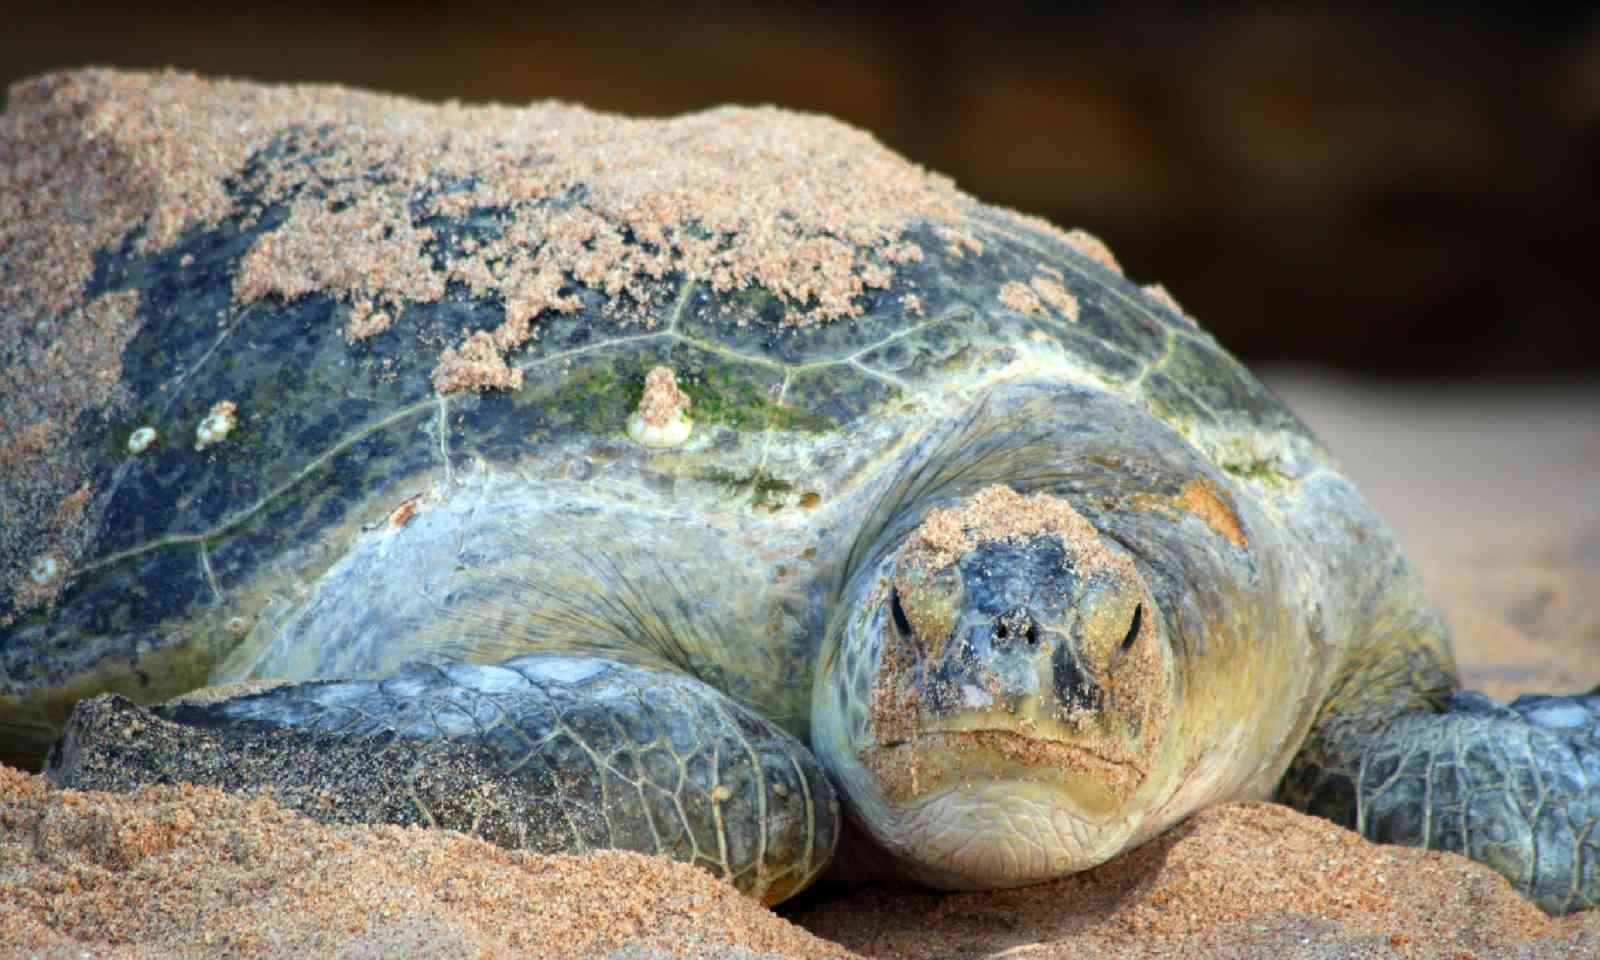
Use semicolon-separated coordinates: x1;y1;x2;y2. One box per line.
5;2;1598;376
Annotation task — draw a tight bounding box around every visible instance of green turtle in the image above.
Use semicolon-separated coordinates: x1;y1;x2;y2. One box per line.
1;70;1595;915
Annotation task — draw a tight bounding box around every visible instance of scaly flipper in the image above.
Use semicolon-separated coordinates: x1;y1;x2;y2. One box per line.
1285;687;1599;915
46;654;840;906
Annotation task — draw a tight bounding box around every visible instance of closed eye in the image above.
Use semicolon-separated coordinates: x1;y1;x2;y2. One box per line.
1108;603;1142;673
1120;603;1142;654
890;587;914;638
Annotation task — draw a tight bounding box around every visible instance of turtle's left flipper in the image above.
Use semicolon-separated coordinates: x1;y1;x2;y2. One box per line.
1305;688;1600;915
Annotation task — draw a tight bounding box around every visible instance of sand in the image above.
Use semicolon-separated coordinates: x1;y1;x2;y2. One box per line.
2;374;1595;959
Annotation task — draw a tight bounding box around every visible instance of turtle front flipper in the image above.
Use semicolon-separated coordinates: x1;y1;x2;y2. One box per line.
1282;687;1600;915
45;654;840;906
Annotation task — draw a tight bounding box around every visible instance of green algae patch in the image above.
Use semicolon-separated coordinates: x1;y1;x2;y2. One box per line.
1213;435;1295;490
683;365;834;434
1220;454;1290;488
536;362;639;439
697;466;798;507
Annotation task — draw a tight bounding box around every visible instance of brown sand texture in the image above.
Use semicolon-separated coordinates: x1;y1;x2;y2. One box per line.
1;376;1594;959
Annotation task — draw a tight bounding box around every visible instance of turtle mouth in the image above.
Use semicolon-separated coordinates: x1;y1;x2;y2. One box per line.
884;727;1145;777
867;727;1148;817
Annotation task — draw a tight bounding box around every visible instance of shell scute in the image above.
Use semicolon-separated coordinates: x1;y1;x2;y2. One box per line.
783;365;902;428
677;282;901;367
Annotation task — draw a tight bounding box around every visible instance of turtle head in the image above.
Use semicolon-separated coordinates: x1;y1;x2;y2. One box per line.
813;484;1174;889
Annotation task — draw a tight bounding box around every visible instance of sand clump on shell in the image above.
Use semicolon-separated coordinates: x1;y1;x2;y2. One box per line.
999;276;1080;322
0;67;980;396
636;365;692;428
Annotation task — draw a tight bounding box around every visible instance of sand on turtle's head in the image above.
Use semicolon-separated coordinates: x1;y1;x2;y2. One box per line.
903;484;1121;576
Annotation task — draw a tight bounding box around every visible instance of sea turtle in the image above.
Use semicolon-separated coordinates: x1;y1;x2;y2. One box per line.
2;70;1596;915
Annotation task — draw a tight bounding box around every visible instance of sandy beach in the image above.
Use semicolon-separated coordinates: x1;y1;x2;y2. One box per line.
2;70;1596;958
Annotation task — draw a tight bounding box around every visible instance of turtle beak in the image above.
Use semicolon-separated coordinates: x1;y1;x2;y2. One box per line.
891;536;1087;723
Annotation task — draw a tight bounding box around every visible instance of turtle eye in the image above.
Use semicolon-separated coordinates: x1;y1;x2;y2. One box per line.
890;586;914;638
1119;604;1143;654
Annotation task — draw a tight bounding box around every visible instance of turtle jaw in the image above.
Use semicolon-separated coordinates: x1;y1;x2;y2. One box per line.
809;702;1161;887
838;718;1164;886
854;774;1141;889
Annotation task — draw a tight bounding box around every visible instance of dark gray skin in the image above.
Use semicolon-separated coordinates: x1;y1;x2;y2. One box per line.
5;169;1596;911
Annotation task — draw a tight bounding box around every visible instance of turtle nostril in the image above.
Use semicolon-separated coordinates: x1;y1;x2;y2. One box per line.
992;613;1041;649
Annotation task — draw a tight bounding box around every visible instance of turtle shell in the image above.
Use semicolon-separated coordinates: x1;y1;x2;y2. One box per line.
0;70;1321;767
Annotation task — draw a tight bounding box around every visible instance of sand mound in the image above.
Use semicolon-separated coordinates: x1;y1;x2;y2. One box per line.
794;802;1598;959
5;765;1595;959
0;764;842;959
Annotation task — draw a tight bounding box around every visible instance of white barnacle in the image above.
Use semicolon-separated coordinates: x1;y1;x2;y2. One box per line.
127;426;158;454
195;401;238;451
29;554;61;584
626;366;693;448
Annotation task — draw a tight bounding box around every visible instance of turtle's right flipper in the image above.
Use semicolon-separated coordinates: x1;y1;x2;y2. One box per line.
45;654;840;906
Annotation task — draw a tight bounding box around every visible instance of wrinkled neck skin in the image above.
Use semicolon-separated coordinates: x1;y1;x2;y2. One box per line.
813;380;1325;889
